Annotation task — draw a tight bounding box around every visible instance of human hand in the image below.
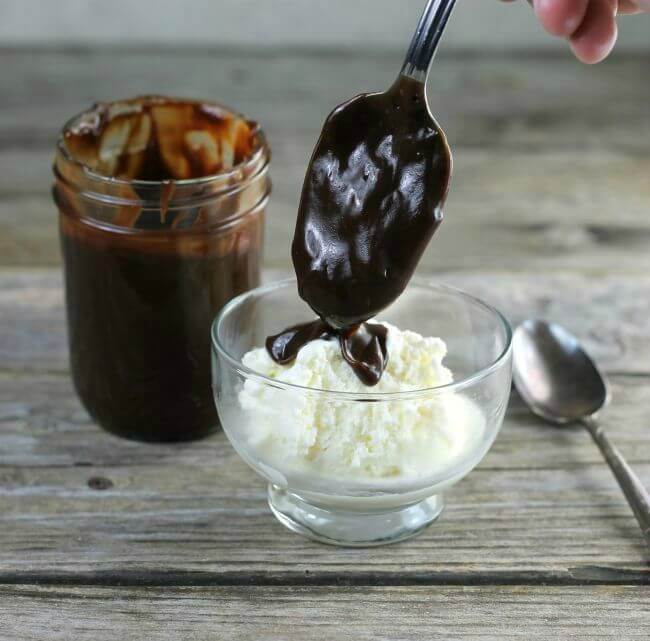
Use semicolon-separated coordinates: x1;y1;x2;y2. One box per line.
502;0;650;63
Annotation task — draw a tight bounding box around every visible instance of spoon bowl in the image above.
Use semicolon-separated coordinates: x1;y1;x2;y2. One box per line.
513;319;650;551
292;77;452;328
291;0;457;328
513;319;609;424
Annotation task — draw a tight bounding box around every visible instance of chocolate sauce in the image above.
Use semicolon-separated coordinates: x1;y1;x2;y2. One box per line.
265;320;389;386
339;323;389;386
266;320;331;364
266;76;451;385
55;97;269;441
60;214;263;441
63;96;257;183
292;76;450;329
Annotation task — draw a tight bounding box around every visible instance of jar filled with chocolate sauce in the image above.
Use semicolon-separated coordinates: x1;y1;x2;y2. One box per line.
53;96;270;441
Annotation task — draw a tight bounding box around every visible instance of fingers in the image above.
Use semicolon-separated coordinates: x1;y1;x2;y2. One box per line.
569;0;618;63
533;0;618;64
619;0;650;13
629;0;650;10
534;0;590;36
500;0;645;63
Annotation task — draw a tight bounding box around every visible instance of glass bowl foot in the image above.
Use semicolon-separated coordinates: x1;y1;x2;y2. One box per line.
268;484;444;547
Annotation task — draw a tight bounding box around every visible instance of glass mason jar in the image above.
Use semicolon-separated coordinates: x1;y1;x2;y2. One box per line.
53;96;271;442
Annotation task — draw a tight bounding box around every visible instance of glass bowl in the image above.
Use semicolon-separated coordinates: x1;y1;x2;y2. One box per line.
211;279;512;546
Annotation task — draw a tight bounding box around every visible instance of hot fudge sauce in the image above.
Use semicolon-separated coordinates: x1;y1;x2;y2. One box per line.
266;76;451;385
266;320;388;386
55;96;270;441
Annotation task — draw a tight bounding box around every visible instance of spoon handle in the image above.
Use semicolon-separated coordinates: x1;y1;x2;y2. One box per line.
583;416;650;549
401;0;457;83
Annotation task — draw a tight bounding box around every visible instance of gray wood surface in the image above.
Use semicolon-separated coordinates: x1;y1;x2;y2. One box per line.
0;382;648;581
1;271;649;584
3;270;650;375
4;0;649;51
1;48;649;637
1;50;649;272
1;585;649;641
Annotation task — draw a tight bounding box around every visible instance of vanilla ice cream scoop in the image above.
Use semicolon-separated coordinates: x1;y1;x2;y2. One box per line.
238;323;485;481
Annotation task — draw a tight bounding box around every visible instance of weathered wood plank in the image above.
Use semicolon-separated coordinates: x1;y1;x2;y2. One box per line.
1;50;648;270
3;0;648;51
2;270;648;374
0;461;647;577
0;368;648;577
2;372;649;470
0;585;648;640
3;147;650;272
2;50;648;151
2;47;649;616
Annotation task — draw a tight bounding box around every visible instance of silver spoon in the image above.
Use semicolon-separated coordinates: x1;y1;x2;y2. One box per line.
402;0;457;83
291;0;457;327
513;319;650;550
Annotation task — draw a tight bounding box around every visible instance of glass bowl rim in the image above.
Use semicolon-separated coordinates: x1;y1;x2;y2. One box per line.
211;277;513;400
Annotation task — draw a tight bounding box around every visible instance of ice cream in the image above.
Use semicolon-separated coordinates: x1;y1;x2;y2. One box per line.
238;322;485;482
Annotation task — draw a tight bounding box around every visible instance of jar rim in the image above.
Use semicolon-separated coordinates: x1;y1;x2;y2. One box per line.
55;95;270;190
53;96;271;232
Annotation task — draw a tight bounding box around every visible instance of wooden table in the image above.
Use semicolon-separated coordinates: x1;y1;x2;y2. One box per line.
1;49;649;639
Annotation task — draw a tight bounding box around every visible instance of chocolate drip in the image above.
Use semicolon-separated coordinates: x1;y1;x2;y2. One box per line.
265;321;389;386
268;77;450;385
339;323;389;386
63;96;258;184
265;320;331;364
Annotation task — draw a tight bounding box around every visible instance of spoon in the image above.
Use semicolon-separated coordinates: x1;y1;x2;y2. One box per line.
513;319;650;550
292;0;457;329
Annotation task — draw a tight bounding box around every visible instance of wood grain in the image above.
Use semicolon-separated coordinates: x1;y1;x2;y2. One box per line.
1;47;650;631
1;268;648;584
1;50;648;270
1;585;649;640
4;148;650;272
2;371;650;471
2;270;649;375
2;50;648;150
1;366;649;578
3;0;649;51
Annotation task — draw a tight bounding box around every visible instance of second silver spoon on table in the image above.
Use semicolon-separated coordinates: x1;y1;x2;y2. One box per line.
513;319;650;551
